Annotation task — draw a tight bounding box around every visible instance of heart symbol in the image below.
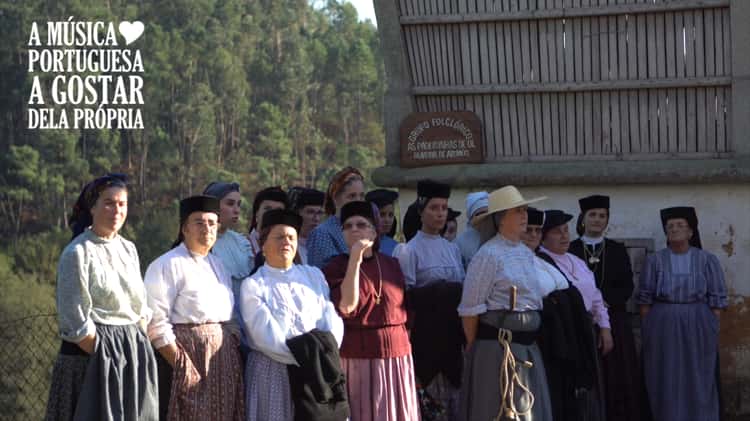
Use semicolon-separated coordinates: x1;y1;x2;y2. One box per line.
119;21;144;45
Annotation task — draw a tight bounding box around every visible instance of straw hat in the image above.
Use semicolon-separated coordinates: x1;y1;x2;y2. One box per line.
473;186;546;226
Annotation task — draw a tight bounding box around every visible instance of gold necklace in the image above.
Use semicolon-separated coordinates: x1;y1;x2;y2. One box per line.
583;240;605;264
361;255;384;304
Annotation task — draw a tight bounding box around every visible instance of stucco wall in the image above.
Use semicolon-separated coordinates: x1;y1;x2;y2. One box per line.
395;183;750;417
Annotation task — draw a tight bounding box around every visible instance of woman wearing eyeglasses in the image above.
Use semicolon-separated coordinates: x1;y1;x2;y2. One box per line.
323;201;419;421
638;207;726;421
144;196;244;421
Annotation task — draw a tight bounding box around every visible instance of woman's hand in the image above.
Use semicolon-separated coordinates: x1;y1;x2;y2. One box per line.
158;343;180;368
77;334;96;354
639;304;651;319
599;327;614;355
350;238;374;260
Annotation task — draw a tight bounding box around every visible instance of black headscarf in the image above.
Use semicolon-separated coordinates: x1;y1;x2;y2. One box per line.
251;187;288;231
660;206;702;249
576;195;610;236
171;195;221;248
69;173;128;240
542;210;574;238
402;201;421;242
340;201;381;253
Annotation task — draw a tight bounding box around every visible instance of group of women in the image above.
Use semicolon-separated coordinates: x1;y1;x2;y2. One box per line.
45;168;727;421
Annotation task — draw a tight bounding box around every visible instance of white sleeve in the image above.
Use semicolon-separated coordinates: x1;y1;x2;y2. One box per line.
394;243;417;289
452;243;466;282
240;276;297;365
536;257;569;296
458;251;496;316
310;267;344;347
126;240;153;324
144;258;177;349
56;245;96;343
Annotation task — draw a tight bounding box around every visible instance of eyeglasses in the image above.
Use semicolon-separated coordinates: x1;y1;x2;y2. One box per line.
343;221;373;231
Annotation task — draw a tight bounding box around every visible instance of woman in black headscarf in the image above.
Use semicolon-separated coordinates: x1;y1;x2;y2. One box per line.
638;206;726;421
569;195;642;421
45;174;158;421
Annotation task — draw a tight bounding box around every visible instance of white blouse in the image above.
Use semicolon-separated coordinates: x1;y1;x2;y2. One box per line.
240;263;343;365
394;230;465;289
144;243;235;348
459;235;551;316
535;256;570;296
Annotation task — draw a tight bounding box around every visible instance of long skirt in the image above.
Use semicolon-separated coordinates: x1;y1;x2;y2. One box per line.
341;354;420;421
642;302;721;421
167;323;244;421
459;311;552;421
601;309;642;421
45;323;159;421
582;325;606;421
423;373;461;421
245;350;294;421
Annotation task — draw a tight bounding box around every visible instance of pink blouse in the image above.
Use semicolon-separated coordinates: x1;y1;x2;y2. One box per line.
539;246;611;329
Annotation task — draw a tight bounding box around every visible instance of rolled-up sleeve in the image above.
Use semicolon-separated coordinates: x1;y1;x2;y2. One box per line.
144;260;177;349
240;277;297;365
638;254;657;305
705;253;728;309
56;246;96;343
458;253;497;317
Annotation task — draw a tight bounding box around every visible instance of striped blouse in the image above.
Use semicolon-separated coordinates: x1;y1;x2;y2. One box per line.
638;247;727;308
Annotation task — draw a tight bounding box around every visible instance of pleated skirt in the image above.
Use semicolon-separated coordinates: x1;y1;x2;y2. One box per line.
459;310;552;421
167;323;244;421
45;323;159;421
342;354;420;421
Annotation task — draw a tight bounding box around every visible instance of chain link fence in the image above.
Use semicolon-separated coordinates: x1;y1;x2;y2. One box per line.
0;312;58;421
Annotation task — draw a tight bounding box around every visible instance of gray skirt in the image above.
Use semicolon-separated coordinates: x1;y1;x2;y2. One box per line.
45;324;159;421
244;350;294;421
459;310;552;421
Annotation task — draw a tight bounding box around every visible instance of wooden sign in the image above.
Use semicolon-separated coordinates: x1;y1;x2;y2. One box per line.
399;111;483;167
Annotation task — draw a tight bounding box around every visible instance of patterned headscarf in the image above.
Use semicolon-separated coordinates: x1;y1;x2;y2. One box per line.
324;166;363;215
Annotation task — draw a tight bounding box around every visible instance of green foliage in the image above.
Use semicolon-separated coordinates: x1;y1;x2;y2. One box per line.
12;229;69;283
0;2;387;418
0;0;385;240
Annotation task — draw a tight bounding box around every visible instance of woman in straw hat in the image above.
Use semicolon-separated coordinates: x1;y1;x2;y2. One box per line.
458;185;552;421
